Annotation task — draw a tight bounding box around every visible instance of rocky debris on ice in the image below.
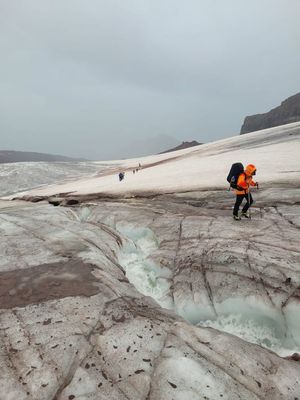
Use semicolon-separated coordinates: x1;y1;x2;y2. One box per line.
0;190;300;399
1;123;300;399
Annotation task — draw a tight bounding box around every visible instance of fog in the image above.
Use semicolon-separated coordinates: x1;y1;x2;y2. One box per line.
0;0;299;159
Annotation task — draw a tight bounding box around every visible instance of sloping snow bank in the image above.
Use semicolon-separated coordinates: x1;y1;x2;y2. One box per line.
7;122;300;199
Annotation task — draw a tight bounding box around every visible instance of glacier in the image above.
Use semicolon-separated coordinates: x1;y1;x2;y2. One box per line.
0;161;116;197
0;122;300;399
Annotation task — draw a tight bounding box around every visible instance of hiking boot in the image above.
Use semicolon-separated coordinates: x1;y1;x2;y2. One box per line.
241;212;250;219
233;215;241;221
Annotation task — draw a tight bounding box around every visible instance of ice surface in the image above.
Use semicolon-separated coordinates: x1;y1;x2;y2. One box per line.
115;215;300;356
1;123;300;399
117;223;173;309
0;161;113;197
60;367;97;398
199;314;296;356
158;270;299;356
285;301;300;348
175;299;216;324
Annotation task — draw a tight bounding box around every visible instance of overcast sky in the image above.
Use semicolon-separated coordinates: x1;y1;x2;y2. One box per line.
0;0;299;160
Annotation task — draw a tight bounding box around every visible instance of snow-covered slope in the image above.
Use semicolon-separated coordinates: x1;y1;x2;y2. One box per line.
10;122;300;200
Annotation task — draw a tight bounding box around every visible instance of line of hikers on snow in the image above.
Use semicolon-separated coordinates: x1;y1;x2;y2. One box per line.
118;163;142;181
227;162;259;220
118;160;258;220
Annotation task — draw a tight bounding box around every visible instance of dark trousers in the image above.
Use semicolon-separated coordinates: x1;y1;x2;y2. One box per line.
233;193;253;216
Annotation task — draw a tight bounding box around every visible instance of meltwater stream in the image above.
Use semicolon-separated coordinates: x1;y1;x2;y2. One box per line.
116;223;299;357
116;222;173;310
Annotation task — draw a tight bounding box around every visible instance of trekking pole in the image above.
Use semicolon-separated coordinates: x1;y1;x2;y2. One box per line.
248;185;251;219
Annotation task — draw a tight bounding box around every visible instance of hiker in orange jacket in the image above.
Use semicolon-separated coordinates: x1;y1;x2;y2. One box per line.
233;164;258;220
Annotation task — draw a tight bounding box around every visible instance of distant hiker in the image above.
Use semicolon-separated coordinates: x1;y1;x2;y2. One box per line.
133;169;135;174
231;164;258;220
118;172;125;181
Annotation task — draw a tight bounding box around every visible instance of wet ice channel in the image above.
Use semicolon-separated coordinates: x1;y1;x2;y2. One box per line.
116;223;299;357
116;222;174;310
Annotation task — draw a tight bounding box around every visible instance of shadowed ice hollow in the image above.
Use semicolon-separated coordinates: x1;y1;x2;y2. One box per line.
117;222;173;310
199;314;293;356
116;223;299;357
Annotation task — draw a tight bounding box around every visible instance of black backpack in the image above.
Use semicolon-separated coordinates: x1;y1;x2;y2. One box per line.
227;163;244;189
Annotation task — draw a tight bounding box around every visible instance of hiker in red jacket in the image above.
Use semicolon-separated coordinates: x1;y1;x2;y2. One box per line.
233;164;258;220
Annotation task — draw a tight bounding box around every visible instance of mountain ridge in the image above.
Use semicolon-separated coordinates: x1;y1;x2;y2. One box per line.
240;92;300;134
159;140;202;154
0;150;87;163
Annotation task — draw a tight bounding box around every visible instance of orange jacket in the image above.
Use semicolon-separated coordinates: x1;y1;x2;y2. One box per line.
235;164;257;194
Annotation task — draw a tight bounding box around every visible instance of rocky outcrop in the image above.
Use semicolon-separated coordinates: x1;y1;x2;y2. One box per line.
240;93;300;134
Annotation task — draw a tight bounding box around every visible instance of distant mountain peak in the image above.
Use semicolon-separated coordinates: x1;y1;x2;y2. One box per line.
119;134;180;158
159;140;202;154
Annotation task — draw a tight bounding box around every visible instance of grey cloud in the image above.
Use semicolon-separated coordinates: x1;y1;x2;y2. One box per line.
0;0;299;159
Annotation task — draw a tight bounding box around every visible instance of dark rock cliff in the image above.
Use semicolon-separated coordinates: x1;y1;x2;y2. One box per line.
240;92;300;134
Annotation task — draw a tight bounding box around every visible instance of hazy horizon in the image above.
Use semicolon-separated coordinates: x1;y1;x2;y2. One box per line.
1;0;299;160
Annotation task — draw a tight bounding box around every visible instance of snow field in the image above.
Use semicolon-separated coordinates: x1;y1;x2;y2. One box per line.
7;122;300;199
